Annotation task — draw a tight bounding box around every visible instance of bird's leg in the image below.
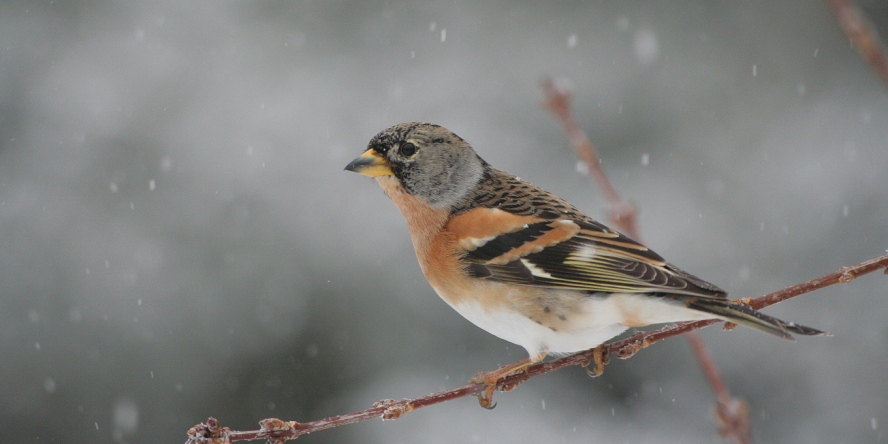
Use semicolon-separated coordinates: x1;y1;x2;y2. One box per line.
469;351;547;409
581;344;610;377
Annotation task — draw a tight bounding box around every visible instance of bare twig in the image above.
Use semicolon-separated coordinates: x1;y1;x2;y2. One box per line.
186;254;888;443
826;0;888;89
686;331;751;444
541;77;640;239
541;76;754;442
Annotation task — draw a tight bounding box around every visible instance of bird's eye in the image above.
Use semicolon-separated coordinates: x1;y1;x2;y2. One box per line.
400;142;417;157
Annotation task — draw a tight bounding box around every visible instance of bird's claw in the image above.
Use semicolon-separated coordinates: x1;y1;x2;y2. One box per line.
476;391;497;409
470;372;501;409
581;344;610;377
468;353;544;409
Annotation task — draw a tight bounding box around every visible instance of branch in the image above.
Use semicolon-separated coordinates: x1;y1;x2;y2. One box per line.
826;0;888;90
541;76;753;442
541;77;641;240
686;331;750;443
185;254;888;444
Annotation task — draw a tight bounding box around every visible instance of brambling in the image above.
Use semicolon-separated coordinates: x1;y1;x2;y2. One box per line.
345;122;825;407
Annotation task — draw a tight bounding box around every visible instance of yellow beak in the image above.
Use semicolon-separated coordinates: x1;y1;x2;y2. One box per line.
344;148;394;177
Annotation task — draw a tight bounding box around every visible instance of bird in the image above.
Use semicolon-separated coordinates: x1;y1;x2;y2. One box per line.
344;122;826;407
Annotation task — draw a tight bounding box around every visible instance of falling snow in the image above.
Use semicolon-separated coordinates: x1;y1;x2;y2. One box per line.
113;398;140;436
2;4;885;444
633;29;659;64
44;377;56;393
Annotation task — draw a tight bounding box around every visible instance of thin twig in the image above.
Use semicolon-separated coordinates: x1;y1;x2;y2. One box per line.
826;0;888;89
541;77;640;239
686;331;751;444
541;76;753;442
186;254;888;443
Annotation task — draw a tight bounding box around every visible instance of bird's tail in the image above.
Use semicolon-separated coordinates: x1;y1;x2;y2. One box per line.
685;298;829;340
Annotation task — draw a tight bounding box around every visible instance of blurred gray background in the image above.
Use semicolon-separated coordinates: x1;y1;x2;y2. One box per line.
1;0;886;443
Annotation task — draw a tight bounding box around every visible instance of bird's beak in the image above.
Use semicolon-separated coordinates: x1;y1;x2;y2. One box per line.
344;148;393;177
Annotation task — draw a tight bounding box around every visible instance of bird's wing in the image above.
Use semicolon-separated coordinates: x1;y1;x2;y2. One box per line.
447;170;726;299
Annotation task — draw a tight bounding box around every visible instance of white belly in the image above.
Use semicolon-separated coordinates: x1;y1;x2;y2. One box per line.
439;288;713;357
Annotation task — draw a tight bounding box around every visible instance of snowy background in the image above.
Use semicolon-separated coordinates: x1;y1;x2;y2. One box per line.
1;1;886;443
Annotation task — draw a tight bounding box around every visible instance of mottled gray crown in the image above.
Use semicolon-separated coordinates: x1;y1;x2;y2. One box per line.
369;122;485;209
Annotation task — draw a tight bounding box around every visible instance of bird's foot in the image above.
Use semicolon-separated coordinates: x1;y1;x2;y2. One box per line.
581;344;610;377
468;352;546;409
469;365;528;409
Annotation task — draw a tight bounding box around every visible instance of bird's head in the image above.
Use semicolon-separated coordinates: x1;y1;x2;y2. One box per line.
345;122;485;208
